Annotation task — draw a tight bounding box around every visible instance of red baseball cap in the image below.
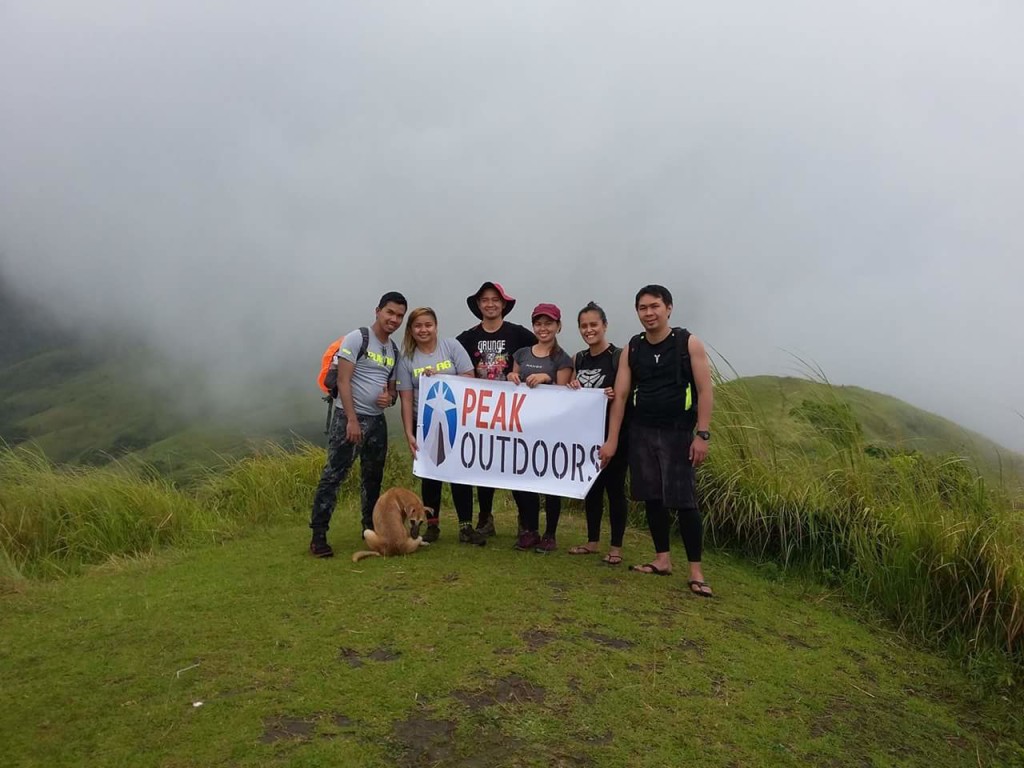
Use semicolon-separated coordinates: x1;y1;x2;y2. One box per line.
531;303;561;322
467;281;516;319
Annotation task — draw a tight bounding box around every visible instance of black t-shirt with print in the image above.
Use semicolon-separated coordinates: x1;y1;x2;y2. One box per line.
456;322;537;381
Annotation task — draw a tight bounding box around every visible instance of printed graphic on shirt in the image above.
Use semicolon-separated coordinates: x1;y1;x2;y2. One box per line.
576;368;607;388
474;339;511;380
414;359;455;378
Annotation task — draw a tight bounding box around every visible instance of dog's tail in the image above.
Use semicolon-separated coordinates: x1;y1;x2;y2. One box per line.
351;550;382;563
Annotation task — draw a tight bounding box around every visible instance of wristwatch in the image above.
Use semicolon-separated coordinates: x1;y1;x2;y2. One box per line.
695;430;711;442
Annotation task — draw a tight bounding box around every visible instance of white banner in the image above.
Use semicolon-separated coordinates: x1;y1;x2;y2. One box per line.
413;376;608;499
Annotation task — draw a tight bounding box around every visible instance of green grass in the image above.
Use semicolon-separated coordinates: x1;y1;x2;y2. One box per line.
2;508;1022;767
3;366;1024;765
701;375;1024;683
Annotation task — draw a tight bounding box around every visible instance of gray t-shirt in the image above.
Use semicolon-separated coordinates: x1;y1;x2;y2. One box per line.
396;337;474;411
333;328;398;416
512;346;573;383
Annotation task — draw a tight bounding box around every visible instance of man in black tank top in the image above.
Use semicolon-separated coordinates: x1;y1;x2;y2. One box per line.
600;284;716;597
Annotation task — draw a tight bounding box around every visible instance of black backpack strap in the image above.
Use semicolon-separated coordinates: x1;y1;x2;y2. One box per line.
673;327;690;385
608;343;620;376
358;327;370;360
674;328;697;411
627;333;645;372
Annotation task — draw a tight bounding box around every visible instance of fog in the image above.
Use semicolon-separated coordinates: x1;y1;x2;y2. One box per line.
2;1;1022;448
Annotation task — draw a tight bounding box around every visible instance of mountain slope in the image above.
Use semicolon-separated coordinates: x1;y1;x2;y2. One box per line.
728;375;1024;489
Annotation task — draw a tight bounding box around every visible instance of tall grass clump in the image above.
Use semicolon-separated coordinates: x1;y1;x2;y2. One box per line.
0;447;219;579
701;373;1024;678
0;439;423;579
195;442;325;525
196;440;418;526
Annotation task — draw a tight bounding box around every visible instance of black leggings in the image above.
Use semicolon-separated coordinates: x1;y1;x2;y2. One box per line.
645;499;703;562
420;479;473;525
514;492;562;537
476;486;496;518
584;451;628;547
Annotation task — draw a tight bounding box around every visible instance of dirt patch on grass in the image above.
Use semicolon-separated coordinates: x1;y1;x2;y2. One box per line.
338;647;364;668
453;674;547;710
678;637;707;657
809;695;856;738
442;572;459;583
522;628;557;651
548;581;572;603
391;713;527;767
338;646;400;665
783;634;813;649
260;715;316;743
710;674;727;699
391;715;457;766
583;631;634;650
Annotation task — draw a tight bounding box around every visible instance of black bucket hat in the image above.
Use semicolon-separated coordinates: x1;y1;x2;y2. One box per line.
466;281;516;319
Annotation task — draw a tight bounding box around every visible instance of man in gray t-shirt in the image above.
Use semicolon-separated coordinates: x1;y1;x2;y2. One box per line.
309;291;407;558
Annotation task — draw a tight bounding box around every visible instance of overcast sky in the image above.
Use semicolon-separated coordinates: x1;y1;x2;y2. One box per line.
2;1;1022;449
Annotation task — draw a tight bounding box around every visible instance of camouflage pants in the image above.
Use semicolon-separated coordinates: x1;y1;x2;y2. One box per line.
309;410;388;534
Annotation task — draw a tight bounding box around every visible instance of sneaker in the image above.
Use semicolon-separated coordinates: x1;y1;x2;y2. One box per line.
459;524;487;546
514;530;541;551
476;515;497;538
534;535;557;554
423;524;441;543
309;534;334;558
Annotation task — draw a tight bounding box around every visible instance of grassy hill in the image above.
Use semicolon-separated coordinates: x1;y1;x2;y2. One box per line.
2;506;1022;767
2;385;1022;763
4;279;1023;764
5;340;1023;493
0;344;328;482
730;375;1024;491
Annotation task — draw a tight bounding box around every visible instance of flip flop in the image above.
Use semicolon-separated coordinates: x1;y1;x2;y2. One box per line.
688;580;714;598
600;554;623;566
568;545;599;555
629;563;671;576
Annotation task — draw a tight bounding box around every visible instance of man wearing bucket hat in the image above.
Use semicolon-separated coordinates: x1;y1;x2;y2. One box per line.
456;281;537;536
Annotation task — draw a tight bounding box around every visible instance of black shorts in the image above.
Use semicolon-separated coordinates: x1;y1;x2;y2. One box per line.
628;422;698;510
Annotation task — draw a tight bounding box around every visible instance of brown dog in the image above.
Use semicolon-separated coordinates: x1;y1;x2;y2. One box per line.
351;488;432;562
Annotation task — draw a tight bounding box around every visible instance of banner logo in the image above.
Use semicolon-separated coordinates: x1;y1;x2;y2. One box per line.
422;381;458;466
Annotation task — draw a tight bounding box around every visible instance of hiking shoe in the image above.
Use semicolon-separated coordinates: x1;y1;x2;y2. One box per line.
309;536;334;558
476;515;497;538
534;535;557;554
423;524;441;543
459;524;487;546
515;530;541;551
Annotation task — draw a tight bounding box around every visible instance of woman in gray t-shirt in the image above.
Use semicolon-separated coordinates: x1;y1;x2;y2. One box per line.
397;308;486;546
508;303;574;554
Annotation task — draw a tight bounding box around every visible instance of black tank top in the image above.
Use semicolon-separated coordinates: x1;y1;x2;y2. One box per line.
574;345;617;390
575;345;627;443
631;330;696;430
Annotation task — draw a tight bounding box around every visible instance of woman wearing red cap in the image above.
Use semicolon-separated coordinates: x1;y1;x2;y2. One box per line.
508;303;573;552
